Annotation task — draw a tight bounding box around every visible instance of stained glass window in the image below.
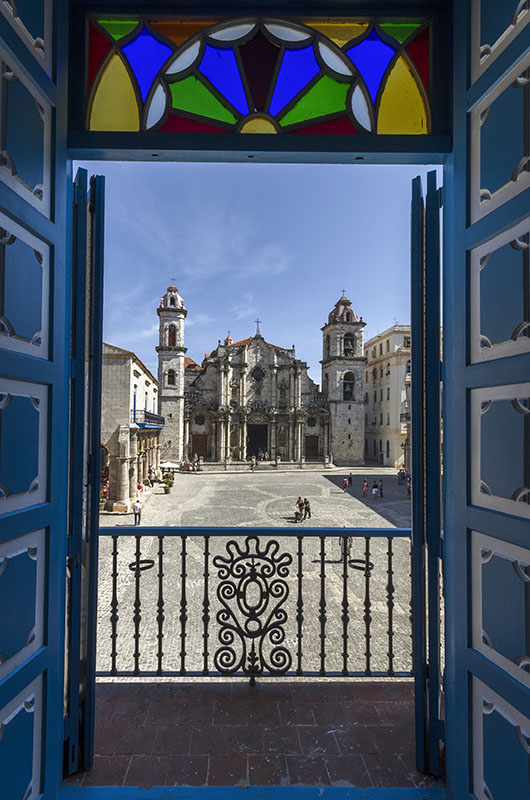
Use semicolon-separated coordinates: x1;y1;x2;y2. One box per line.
85;16;431;135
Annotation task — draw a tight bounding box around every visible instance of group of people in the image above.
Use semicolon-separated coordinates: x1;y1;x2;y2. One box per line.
397;469;412;496
179;460;200;472
361;479;384;499
294;496;311;522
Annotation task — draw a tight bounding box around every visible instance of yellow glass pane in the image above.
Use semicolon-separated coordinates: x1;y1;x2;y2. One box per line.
239;115;278;133
377;55;429;134
89;53;139;131
149;20;218;48
304;21;368;48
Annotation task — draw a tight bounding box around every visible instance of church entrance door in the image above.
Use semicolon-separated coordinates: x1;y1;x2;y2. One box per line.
305;436;319;459
191;434;208;459
246;424;268;458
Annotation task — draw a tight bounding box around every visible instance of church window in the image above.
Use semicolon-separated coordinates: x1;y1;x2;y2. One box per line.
325;335;330;357
386;413;390;424
168;325;176;346
373;391;377;403
307;417;316;427
348;418;351;424
343;372;355;400
344;334;354;356
85;17;432;136
386;339;390;352
386;440;390;457
169;296;176;306
379;343;383;356
387;387;390;400
324;374;329;396
372;348;377;359
167;369;176;386
195;414;205;425
404;336;411;348
251;365;265;382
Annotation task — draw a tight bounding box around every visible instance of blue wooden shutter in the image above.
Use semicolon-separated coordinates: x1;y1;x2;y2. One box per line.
0;1;72;797
444;3;530;798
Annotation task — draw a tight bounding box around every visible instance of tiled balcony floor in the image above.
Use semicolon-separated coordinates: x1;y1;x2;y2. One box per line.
68;680;440;789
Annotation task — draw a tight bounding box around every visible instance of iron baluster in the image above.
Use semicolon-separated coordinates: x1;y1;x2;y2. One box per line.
296;535;303;675
409;538;414;670
202;536;210;676
386;537;395;676
319;537;326;676
156;536;165;675
132;536;142;675
342;534;350;676
110;535;119;675
180;535;187;675
364;536;372;676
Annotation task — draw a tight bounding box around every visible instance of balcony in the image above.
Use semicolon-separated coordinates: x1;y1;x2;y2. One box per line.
400;412;411;423
65;528;442;790
131;409;165;428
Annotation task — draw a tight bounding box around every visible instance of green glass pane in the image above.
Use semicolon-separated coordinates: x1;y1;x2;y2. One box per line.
379;22;421;44
279;75;348;127
98;19;140;41
169;75;238;124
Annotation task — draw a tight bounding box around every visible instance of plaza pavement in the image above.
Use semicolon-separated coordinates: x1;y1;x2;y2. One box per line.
97;469;413;679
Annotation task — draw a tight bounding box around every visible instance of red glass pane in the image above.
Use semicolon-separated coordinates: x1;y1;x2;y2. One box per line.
160;113;230;133
406;26;429;92
293;116;359;134
89;24;112;89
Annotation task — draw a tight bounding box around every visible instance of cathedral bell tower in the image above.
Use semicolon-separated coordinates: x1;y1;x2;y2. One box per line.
321;295;366;465
156;283;187;461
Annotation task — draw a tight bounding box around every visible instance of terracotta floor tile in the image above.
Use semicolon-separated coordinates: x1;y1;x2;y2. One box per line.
104;683;141;702
262;726;302;755
208;753;247;786
94;725;127;755
399;753;442;788
297;726;340;755
278;701;315;726
245;701;281;726
325;754;373;787
369;724;414;754
381;682;415;701
286;755;331;785
152;725;192;754
342;701;383;725
311;701;347;725
350;683;390;702
109;700;151;726
113;724;158;755
363;753;417;787
165;755;208;786
145;700;181;726
375;701;416;726
248;755;289;785
334;725;377;755
123;754;170;786
82;755;130;786
224;725;263;755
178;701;215;726
189;726;228;755
213;700;249;726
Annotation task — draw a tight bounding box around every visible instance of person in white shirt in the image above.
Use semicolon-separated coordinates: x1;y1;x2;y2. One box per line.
133;500;142;526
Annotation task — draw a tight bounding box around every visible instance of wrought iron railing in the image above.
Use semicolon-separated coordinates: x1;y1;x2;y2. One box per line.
130;409;165;426
96;527;413;682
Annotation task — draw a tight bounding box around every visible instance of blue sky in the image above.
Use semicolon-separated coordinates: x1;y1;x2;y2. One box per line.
75;161;438;383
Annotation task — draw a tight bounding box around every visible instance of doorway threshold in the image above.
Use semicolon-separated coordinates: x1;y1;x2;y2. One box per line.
59;787;451;799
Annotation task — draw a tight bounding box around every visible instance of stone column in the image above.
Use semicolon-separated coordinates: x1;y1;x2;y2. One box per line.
242;415;247;460
289;418;295;461
272;366;278;408
297;420;304;463
217;416;224;462
289;369;294;408
183;414;190;460
295;371;302;407
270;418;277;459
218;368;224;407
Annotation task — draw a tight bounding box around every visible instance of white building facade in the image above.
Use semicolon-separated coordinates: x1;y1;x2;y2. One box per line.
101;343;164;511
364;325;411;467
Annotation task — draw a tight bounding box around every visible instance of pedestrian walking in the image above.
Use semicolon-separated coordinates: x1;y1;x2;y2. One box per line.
348;472;353;486
303;498;311;519
371;481;378;499
343;476;349;492
407;476;411;497
361;479;368;497
295;496;304;522
379;479;383;498
133;499;142;525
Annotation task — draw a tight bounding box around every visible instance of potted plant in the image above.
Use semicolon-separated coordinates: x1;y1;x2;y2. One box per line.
163;476;173;494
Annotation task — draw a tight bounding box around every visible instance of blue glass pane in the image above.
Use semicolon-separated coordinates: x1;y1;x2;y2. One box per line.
0;396;39;496
269;45;320;116
0;549;37;663
484;709;530;800
198;44;249;115
346;31;395;103
122;28;174;102
0;705;34;800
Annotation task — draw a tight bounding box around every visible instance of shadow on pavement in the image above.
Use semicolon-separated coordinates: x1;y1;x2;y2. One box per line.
322;473;411;529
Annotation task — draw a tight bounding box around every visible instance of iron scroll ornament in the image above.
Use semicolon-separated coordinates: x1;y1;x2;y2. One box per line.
213;536;292;684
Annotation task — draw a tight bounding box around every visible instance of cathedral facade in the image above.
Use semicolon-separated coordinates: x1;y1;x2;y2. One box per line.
157;284;365;467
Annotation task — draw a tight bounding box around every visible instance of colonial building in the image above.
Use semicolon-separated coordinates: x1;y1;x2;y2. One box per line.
156;285;366;466
101;343;165;511
363;325;411;467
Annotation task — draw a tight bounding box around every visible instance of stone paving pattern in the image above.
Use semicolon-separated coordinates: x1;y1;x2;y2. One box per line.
67;681;441;788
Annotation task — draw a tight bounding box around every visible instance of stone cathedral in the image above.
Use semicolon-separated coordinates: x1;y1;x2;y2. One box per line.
157;283;366;467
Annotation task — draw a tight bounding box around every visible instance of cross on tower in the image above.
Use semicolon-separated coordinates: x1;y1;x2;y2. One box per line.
170;276;176;285
254;318;262;335
341;288;347;296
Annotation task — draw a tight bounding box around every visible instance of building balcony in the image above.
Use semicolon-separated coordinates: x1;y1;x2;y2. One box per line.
66;527;440;791
131;409;165;427
400;412;411;423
